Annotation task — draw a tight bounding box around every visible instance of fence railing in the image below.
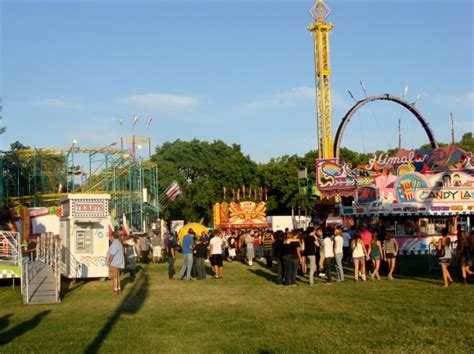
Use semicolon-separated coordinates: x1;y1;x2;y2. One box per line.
0;231;21;267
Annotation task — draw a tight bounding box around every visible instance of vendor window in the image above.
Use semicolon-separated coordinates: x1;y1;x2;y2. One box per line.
76;228;93;253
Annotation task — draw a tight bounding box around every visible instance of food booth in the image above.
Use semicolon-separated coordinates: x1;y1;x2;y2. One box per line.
316;145;473;252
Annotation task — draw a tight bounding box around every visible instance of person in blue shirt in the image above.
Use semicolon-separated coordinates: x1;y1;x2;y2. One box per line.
178;228;195;280
107;231;125;294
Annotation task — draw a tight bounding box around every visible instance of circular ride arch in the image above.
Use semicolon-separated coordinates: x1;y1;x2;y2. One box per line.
333;94;439;160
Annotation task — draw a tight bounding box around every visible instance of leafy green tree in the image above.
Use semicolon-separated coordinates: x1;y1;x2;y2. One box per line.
458;132;474;153
257;155;314;215
152;139;257;224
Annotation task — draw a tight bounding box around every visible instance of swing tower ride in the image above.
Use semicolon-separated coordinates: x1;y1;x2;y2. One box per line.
308;0;334;159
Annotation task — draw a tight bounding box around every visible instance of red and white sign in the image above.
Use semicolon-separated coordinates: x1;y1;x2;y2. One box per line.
72;202;107;217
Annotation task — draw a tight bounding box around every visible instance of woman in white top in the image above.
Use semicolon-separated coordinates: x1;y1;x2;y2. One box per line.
323;231;334;283
333;229;344;282
351;231;370;282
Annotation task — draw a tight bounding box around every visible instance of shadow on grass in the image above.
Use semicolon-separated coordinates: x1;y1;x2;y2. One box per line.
248;257;446;285
340;256;450;284
259;350;275;354
390;256;445;284
84;270;149;354
0;310;51;346
247;268;276;283
61;279;88;299
0;313;13;332
205;264;214;277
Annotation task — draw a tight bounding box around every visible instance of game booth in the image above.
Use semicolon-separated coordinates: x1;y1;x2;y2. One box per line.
213;201;271;230
316;145;474;253
60;194;112;279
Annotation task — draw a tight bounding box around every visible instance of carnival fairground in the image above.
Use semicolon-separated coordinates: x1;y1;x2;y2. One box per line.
1;1;473;353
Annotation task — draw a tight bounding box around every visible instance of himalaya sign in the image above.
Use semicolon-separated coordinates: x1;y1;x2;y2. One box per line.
366;151;428;170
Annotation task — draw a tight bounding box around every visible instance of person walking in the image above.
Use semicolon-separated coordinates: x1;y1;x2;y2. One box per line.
437;228;453;287
166;235;176;280
254;232;263;260
107;232;125;293
178;228;195;281
151;231;163;263
245;231;255;266
370;232;383;280
342;227;352;263
273;231;285;285
360;225;372;277
383;231;398;280
457;230;473;285
282;231;301;286
124;237;137;276
262;230;274;268
317;228;325;278
194;237;208;280
334;229;345;282
352;232;370;282
210;231;224;278
323;229;334;284
200;231;210;263
304;227;318;286
227;234;237;262
139;233;150;264
299;232;307;275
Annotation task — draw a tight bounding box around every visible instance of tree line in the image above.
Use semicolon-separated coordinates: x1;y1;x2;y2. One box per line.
1;132;472;223
153;133;473;224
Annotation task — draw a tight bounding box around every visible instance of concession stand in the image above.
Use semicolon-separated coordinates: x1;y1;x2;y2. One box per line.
316;146;474;252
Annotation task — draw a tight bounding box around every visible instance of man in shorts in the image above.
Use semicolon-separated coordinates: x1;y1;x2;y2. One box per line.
107;231;125;294
210;231;224;279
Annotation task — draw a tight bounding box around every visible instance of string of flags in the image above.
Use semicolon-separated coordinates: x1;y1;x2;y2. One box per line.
120;115;153;130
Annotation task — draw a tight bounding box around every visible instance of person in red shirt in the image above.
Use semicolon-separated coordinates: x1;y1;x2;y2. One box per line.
360;225;373;276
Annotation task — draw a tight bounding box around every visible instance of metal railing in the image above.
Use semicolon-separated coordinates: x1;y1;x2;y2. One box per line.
0;231;21;266
36;233;61;302
20;233;61;303
22;261;29;303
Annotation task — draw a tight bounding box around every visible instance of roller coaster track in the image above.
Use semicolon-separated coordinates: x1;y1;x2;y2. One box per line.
17;147;127;157
7;146;158;209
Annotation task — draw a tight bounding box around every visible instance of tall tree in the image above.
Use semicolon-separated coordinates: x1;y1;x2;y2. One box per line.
152;139;257;224
258;155;313;215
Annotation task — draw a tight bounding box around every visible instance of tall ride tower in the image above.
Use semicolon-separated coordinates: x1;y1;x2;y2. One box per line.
308;0;334;159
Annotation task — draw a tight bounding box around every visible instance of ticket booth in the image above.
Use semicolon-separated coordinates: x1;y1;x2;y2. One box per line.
60;194;111;279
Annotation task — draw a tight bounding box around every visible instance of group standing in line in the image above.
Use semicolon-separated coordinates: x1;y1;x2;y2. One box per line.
106;222;474;292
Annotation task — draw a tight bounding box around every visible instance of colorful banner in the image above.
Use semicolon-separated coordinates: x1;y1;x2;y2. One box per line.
315;146;474;217
213;201;270;229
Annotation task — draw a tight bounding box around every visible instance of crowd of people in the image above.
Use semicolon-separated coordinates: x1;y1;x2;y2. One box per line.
105;223;474;293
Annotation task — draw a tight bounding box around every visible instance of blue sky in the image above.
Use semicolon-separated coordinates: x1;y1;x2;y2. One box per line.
1;0;473;163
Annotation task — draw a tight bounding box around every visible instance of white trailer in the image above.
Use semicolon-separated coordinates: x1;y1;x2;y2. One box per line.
267;215;311;231
60;194;111;279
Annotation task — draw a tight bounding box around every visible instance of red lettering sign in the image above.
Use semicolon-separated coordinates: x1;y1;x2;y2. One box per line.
75;203;104;214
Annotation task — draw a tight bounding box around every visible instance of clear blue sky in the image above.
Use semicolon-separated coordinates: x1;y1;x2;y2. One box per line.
1;0;473;162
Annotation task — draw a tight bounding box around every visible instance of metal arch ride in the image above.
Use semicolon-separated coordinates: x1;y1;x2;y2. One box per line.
333;94;439;160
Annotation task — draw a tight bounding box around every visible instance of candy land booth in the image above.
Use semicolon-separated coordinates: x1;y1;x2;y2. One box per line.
316;146;474;253
60;194;111;279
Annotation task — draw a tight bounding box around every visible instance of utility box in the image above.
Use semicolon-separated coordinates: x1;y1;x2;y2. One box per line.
60;194;111;279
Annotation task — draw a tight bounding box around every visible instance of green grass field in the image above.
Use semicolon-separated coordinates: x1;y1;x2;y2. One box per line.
1;256;473;353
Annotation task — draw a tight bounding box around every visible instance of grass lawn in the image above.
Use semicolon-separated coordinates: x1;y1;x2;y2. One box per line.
1;255;473;353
